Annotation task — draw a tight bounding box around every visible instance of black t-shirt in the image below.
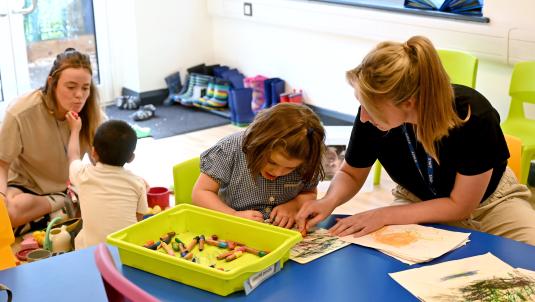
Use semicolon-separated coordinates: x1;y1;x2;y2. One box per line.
345;85;509;202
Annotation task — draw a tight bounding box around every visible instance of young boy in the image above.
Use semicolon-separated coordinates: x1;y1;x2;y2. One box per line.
66;114;148;249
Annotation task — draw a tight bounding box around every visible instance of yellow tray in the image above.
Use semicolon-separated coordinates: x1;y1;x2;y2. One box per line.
107;204;302;296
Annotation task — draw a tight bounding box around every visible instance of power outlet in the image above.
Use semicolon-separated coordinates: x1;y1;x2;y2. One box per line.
243;2;252;17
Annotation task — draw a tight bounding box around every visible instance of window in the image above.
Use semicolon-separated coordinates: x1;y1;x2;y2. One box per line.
309;0;489;23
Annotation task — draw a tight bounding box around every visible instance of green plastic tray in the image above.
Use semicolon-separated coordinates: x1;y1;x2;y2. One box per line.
107;204;302;296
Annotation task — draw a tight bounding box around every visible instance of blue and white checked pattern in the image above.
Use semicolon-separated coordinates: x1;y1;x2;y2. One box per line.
200;132;318;219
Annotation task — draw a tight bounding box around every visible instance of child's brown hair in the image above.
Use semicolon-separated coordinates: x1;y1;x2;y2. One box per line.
242;103;326;183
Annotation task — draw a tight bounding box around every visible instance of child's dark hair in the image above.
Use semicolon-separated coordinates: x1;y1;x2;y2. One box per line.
93;120;137;166
242;103;326;183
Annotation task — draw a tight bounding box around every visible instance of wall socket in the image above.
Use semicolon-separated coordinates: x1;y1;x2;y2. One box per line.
243;2;253;17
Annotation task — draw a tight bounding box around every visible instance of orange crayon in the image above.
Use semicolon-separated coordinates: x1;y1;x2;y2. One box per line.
216;250;235;260
243;246;268;257
225;251;243;262
186;236;199;252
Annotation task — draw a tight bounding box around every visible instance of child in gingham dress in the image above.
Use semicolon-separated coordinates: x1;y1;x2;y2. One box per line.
193;103;326;229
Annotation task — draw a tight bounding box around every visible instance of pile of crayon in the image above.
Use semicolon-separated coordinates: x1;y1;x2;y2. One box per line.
141;232;269;269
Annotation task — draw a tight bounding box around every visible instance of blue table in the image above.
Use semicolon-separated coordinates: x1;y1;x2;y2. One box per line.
1;216;535;302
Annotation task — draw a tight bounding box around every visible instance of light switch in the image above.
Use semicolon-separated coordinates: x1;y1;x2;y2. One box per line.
244;2;252;17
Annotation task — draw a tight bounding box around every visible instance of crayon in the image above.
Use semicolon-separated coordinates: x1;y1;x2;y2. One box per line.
183;251;194;260
144;241;161;250
171;241;180;252
174;238;189;254
198;235;205;251
186;236;199;252
225;251;243;262
160;241;175;256
206;238;228;248
216;250;235;260
160;231;176;244
243;246;269;257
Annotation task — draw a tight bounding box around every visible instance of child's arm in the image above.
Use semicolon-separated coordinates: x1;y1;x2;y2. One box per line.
65;111;82;163
271;189;317;228
192;173;264;222
136;213;144;221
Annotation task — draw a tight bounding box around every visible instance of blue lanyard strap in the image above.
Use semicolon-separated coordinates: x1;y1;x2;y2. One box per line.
402;124;437;197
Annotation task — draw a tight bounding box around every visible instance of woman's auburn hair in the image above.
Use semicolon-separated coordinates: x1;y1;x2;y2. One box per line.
242;103;326;183
42;49;102;149
346;35;468;163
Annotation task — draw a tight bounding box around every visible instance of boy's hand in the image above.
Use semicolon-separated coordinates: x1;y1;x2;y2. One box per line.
235;210;264;223
65;111;82;132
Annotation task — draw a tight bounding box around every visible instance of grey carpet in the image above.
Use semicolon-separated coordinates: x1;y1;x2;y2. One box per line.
105;104;230;139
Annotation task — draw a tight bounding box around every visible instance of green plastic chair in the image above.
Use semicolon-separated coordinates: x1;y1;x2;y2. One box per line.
172;157;200;204
372;49;479;185
500;61;535;184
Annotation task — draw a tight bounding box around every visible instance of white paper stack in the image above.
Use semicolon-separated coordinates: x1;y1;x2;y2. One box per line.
340;224;470;264
389;253;535;301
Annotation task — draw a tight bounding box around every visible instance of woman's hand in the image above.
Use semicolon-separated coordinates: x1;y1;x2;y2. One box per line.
295;198;337;233
234;210;264;223
329;208;387;237
270;200;301;229
65;111;81;132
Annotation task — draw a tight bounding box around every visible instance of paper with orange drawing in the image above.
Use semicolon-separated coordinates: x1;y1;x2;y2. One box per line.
340;224;470;264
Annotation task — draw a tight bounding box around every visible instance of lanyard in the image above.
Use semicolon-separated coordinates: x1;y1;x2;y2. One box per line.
402;124;437;197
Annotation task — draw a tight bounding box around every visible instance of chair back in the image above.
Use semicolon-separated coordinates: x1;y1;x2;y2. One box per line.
172;157;201;205
0;196;16;270
501;61;535;184
437;49;478;88
508;61;535;119
94;243;159;302
504;134;522;181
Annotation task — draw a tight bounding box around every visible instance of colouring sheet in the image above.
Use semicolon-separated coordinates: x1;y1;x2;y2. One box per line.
340;224;470;264
390;253;535;301
290;228;350;264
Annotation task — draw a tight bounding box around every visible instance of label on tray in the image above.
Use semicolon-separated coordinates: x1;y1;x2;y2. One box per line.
243;261;281;295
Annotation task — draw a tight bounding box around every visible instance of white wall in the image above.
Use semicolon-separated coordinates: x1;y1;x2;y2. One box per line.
104;0;213;98
207;0;535;119
102;0;534;119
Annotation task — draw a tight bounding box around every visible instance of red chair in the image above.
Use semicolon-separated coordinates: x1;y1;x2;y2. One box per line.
94;243;159;302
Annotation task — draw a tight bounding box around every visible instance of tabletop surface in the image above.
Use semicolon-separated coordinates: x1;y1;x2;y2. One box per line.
1;216;535;302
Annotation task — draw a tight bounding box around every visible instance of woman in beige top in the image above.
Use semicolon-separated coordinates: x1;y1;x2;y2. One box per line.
0;48;103;228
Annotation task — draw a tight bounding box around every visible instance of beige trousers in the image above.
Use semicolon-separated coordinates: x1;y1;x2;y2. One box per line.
392;167;535;246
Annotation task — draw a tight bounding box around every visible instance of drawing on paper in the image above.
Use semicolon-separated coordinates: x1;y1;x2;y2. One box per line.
372;226;420;247
432;272;535;301
389;253;535;302
290;228;350;264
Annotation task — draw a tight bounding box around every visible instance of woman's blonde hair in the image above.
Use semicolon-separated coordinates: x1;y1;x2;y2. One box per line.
242;103;326;183
346;36;466;162
42;48;102;149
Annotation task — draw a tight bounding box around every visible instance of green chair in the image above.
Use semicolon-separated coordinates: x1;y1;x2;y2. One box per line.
172;157;200;204
372;49;479;185
501;61;535;184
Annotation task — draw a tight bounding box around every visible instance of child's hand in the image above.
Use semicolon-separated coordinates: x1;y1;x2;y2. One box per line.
271;201;300;229
65;111;82;132
235;210;264;223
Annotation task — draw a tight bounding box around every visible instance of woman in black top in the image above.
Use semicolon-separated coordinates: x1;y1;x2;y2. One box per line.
296;36;535;245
